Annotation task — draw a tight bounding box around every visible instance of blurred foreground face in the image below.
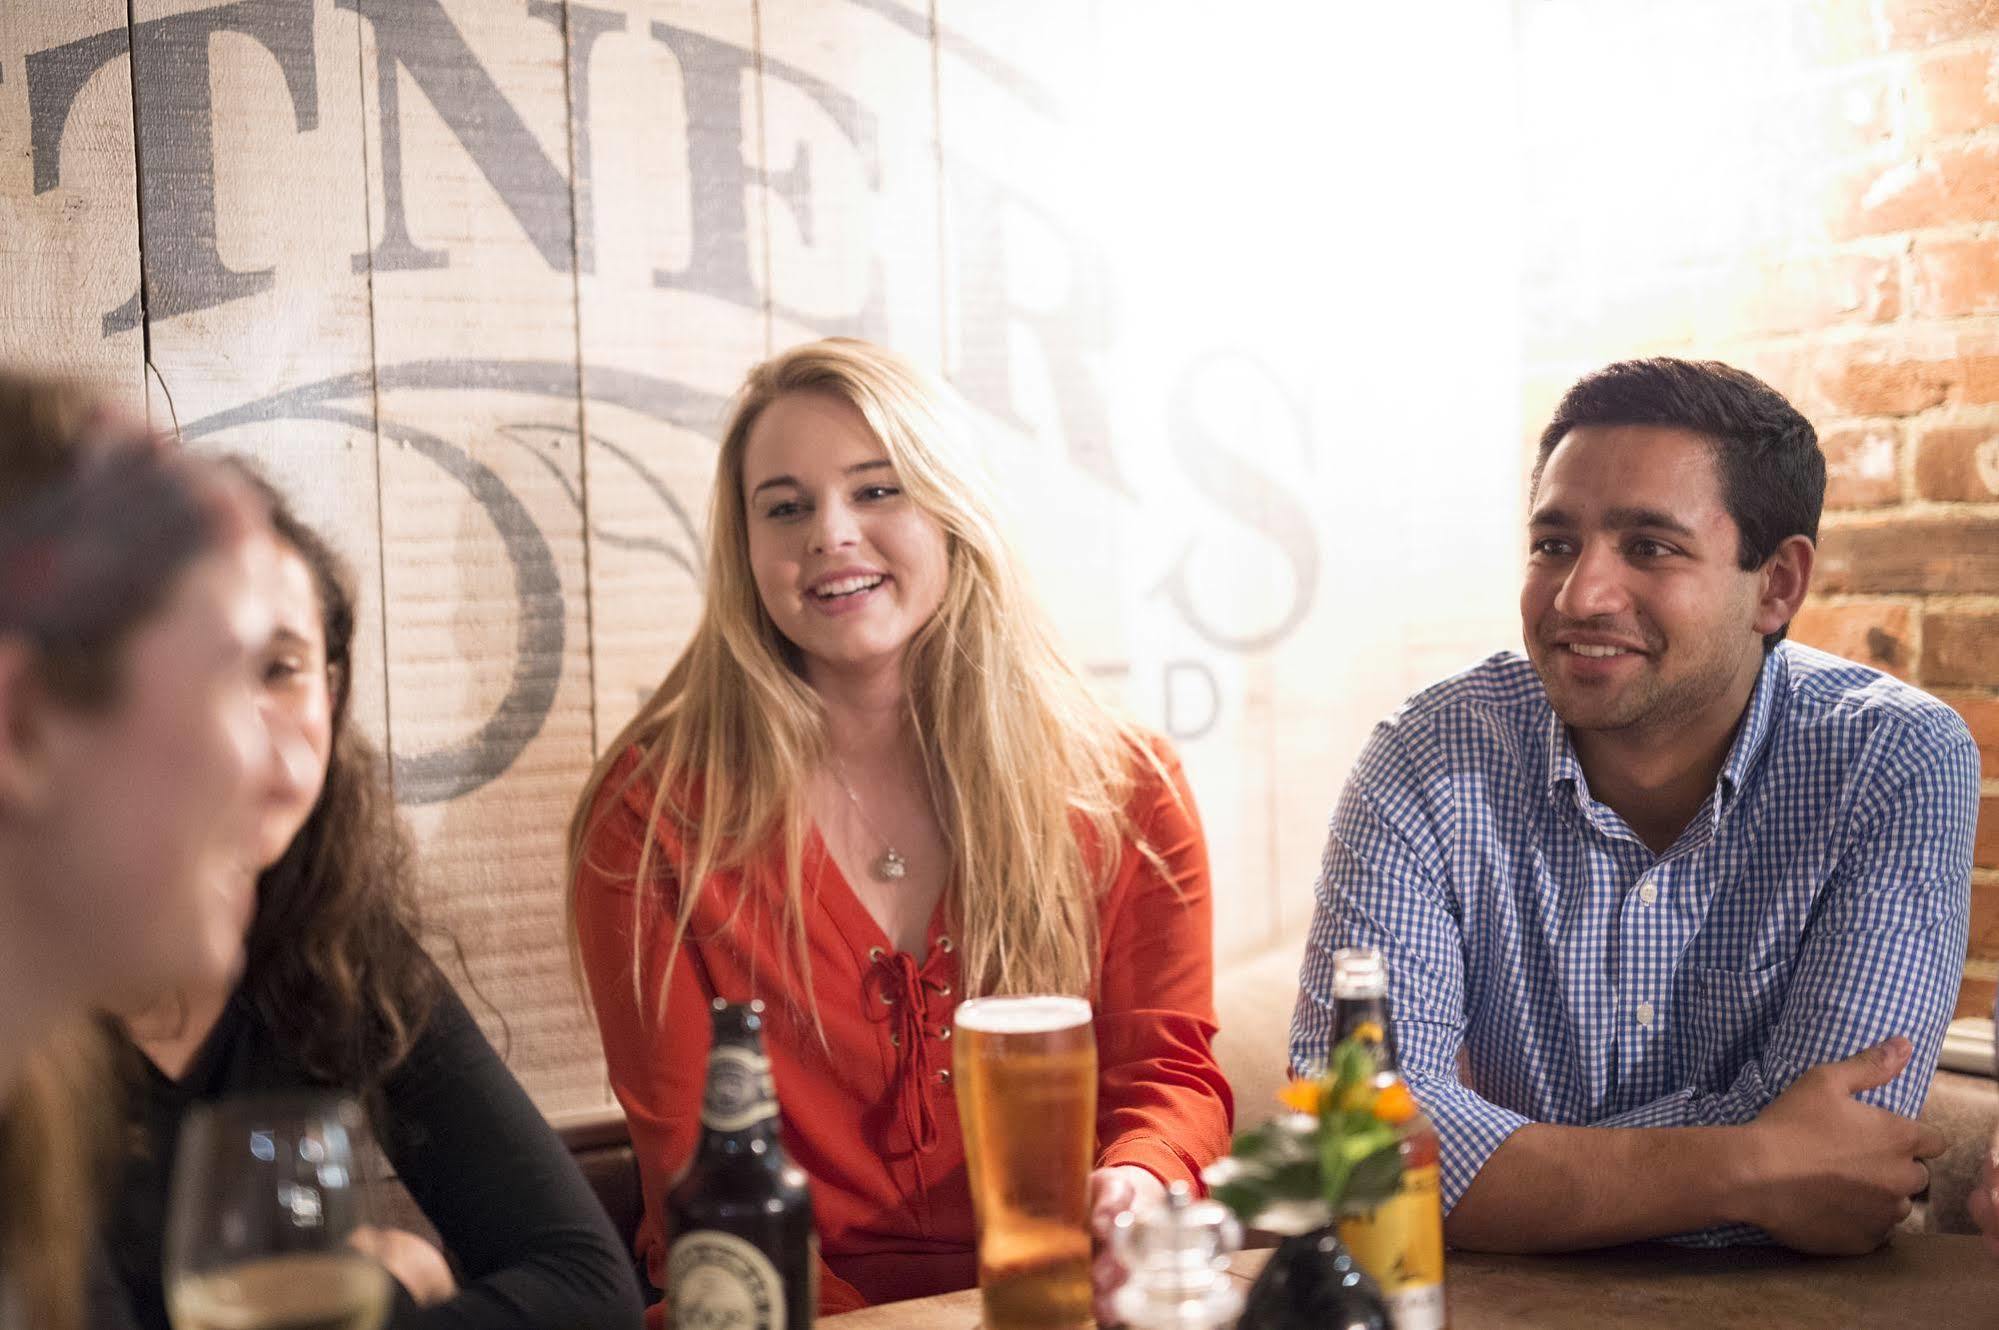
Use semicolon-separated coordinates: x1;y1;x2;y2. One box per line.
30;518;284;1003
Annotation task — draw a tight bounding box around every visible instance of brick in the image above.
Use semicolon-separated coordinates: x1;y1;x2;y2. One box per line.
1911;45;1999;138
1877;0;1999;52
1957;972;1996;1020
1816;517;1999;593
1810;341;1953;415
1755;253;1902;334
1830;142;1999;240
1981;797;1999;869
1820;426;1903;507
1912;237;1999;317
1809;334;1999;416
1788;600;1917;677
1827;74;1901;155
1937;690;1999;777
1913;423;1999;499
1927;609;1999;686
1973;874;1999;954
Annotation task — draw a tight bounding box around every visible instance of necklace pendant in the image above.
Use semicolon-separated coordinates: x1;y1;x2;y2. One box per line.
874;847;908;881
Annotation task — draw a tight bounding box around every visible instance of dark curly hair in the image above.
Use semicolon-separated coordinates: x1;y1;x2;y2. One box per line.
226;463;445;1115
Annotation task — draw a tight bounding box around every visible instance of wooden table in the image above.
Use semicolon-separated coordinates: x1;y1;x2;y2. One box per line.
819;1233;1994;1328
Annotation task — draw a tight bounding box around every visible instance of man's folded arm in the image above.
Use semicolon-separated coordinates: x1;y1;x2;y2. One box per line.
1292;726;1972;1254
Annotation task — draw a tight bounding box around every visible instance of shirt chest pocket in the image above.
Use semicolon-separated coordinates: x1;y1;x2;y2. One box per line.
1680;962;1789;1090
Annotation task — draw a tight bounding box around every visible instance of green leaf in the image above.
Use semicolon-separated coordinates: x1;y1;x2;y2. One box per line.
1214;1033;1413;1220
1210;1177;1266;1220
1317;1116;1355;1207
1328;1038;1373;1088
1340;1144;1405;1214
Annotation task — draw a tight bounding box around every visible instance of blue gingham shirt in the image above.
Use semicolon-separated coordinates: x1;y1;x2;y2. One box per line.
1292;642;1978;1240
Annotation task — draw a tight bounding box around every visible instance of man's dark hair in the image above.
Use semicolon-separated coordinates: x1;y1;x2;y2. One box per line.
1533;357;1825;649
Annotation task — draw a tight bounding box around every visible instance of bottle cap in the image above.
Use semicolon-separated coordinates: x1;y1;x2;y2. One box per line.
1109;1182;1244;1330
1331;947;1387;1000
709;998;767;1040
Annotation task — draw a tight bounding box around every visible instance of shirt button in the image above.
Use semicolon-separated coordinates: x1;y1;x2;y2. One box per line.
1635;1001;1656;1028
1639;881;1659;907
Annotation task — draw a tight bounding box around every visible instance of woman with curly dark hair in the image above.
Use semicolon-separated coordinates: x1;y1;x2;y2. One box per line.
95;469;644;1330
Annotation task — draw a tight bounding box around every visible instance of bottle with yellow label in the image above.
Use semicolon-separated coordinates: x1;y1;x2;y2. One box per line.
1329;948;1448;1330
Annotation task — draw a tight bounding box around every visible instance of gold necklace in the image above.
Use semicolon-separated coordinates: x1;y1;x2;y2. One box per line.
830;758;908;882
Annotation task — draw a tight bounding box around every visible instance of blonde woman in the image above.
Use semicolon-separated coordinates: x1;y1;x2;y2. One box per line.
569;338;1232;1321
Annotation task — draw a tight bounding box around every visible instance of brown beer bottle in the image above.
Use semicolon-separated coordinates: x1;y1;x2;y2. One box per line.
666;999;817;1329
1331;948;1449;1330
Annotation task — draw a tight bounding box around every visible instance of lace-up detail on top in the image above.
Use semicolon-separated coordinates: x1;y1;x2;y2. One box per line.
864;938;957;1207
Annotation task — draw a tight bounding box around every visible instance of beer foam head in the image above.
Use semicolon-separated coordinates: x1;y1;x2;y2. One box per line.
954;994;1092;1034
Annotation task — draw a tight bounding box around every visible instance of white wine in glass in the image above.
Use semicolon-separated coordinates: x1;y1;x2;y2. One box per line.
164;1093;392;1330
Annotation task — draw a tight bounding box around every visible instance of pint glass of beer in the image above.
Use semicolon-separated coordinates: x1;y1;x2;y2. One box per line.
953;994;1097;1330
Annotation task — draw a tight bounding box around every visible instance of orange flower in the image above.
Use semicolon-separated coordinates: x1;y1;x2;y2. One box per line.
1277;1078;1323;1115
1372;1080;1418;1126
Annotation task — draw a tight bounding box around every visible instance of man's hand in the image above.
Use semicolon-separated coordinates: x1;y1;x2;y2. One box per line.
1741;1037;1945;1254
349;1224;458;1306
1968;1126;1999;1257
1088;1165;1165;1326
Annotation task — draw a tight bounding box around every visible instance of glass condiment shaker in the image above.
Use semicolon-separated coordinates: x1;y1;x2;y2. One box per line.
1110;1181;1245;1330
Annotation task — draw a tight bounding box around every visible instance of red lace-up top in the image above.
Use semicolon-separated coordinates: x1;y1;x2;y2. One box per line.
572;742;1233;1320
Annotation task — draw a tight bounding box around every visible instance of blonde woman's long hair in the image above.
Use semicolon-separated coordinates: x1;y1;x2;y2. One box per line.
567;338;1169;1024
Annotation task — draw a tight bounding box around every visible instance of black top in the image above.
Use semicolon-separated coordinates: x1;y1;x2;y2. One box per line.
92;962;644;1330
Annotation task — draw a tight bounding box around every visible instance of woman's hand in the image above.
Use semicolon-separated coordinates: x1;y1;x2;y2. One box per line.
1971;1128;1999;1257
1088;1164;1166;1326
349;1224;458;1306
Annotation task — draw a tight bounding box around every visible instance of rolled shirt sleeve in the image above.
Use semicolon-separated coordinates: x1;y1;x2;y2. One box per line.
1292;726;1529;1212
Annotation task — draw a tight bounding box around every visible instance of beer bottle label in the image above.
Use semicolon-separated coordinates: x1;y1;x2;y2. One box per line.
667;1230;786;1330
1337;1163;1446;1330
701;1046;779;1132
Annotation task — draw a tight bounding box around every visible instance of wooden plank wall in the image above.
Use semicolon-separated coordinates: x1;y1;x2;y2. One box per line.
0;0;1457;1116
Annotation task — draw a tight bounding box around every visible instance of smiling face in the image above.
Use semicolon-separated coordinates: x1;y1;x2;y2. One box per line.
741;391;951;686
247;544;334;872
1522;424;1776;741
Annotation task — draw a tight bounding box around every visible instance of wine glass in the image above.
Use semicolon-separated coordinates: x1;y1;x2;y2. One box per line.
163;1092;392;1330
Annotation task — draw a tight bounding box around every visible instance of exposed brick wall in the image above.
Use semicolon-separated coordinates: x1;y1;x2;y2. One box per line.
1519;0;1999;1018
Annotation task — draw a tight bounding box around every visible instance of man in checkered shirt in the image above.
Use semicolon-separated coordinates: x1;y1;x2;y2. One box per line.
1294;358;1978;1253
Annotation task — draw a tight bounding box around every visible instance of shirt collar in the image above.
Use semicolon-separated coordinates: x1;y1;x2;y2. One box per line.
1715;643;1787;805
1544;704;1584;796
1541;644;1789;814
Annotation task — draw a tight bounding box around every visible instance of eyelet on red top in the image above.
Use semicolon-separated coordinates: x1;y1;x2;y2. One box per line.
935;935;954;953
868;945;886;962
